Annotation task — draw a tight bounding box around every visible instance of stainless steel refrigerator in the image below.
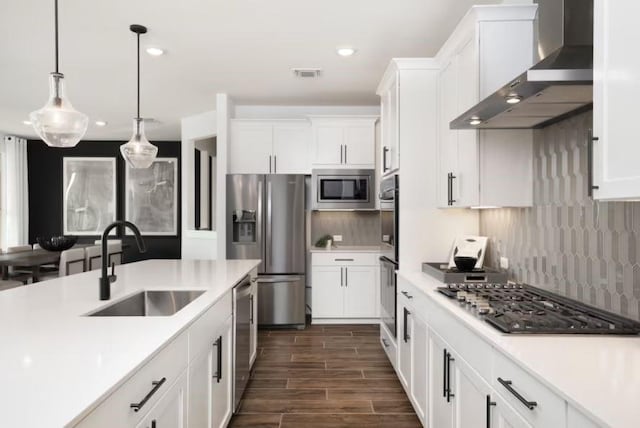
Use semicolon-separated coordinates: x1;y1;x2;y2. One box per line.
226;174;306;327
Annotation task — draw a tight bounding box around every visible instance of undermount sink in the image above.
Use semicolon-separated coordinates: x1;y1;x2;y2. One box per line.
87;290;206;317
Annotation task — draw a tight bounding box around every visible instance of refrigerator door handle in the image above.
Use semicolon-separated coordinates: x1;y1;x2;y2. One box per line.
257;178;265;273
266;179;273;271
257;276;305;283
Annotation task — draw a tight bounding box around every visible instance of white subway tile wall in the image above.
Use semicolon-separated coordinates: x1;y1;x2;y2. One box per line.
480;111;640;321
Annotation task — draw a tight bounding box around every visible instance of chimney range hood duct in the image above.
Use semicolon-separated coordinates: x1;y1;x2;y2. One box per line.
450;0;593;130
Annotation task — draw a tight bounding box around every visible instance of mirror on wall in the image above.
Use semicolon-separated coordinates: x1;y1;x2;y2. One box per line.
193;137;216;230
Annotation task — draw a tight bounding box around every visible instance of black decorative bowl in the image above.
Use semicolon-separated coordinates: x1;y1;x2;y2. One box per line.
36;236;78;252
454;256;477;272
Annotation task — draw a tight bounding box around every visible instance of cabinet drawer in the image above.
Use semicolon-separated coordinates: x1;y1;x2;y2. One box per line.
75;332;188;428
312;252;377;266
189;291;232;361
492;351;566;428
380;322;397;369
397;278;428;318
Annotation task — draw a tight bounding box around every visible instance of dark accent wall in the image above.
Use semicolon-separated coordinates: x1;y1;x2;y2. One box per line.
27;140;181;261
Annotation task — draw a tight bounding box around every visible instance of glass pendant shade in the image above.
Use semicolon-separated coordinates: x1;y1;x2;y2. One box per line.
120;118;158;169
29;73;88;147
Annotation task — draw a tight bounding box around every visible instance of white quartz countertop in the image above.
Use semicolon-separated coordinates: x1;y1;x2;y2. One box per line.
309;245;383;253
0;259;260;428
398;269;640;428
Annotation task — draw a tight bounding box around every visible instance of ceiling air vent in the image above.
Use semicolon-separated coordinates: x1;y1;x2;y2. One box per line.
292;68;322;78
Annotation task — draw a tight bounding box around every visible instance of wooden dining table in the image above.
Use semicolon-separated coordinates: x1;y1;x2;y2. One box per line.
0;244;94;283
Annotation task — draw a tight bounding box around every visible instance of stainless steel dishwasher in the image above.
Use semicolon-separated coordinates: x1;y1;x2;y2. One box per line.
233;276;251;411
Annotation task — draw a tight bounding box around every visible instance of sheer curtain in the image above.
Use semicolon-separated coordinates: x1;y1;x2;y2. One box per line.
1;136;29;250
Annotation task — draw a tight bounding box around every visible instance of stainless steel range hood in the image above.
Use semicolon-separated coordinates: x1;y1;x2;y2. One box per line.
450;0;593;130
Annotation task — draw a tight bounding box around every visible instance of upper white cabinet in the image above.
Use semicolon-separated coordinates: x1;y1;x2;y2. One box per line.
377;73;400;173
229;119;311;174
436;5;537;208
592;0;640;200
310;117;378;169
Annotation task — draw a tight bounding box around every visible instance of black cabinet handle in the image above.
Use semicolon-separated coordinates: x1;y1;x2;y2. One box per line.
446;352;455;402
213;336;223;383
587;129;599;197
334;258;354;262
486;395;496;428
403;307;410;343
249;295;254;325
383;146;389;172
345;267;348;287
268;155;272;174
497;377;537;410
340;267;344;287
340;145;344;164
345;145;348;164
382;338;389;348
130;377;166;412
447;173;457;205
273;155;277;174
442;349;447;398
151;420;157;428
400;291;413;299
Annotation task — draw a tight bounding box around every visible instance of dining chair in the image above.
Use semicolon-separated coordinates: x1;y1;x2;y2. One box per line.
93;240;123;266
3;245;34;284
85;246;102;271
58;248;86;276
32;244;60;273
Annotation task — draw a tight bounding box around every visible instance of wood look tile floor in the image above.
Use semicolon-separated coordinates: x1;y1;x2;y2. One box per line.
229;324;421;428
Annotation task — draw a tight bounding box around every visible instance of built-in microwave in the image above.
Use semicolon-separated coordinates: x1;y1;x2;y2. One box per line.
311;169;375;210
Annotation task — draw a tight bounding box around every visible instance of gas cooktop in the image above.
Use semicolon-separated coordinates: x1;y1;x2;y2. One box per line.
437;283;640;335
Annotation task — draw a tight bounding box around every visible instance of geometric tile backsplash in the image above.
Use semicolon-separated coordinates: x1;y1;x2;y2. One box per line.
480;110;640;321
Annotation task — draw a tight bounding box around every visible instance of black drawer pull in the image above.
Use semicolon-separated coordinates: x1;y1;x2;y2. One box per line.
381;338;389;348
130;377;166;412
497;377;537;410
403;307;410;343
334;258;354;262
442;348;447;398
446;352;455;402
213;335;223;382
250;294;254;325
400;291;414;299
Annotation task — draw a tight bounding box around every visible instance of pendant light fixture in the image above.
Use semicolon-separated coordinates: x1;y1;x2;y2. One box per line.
120;24;158;169
30;0;88;147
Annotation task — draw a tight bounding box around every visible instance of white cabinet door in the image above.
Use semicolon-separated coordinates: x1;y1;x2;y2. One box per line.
211;317;233;428
410;313;428;423
188;350;212;428
272;122;311;174
438;58;460;208
313;124;344;166
593;0;640;200
344;125;375;167
311;266;343;318
380;79;399;173
229;122;273;174
429;332;454;428
452;352;491;428
397;301;412;390
136;371;187;428
456;38;480;207
343;266;377;318
491;392;532;428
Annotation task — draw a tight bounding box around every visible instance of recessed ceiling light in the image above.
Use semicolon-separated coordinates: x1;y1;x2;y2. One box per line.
95;120;108;127
336;47;357;57
22;120;32;125
469;117;482;126
146;47;164;56
505;94;522;104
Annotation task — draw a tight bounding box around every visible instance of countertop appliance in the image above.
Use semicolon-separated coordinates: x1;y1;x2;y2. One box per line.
437;283;640;335
422;262;507;284
227;174;306;328
233;276;251;410
450;0;594;130
311;169;375;210
379;173;398;338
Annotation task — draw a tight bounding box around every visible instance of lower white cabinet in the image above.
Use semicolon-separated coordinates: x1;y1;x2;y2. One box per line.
75;289;239;428
397;289;428;424
311;253;379;321
136;371;187;428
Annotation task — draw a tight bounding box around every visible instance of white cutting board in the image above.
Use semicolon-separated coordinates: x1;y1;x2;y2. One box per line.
447;236;488;269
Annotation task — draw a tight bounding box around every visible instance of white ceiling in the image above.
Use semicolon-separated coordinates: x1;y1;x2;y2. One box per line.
0;0;496;141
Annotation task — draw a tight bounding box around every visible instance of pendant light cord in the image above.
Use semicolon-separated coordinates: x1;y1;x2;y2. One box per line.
54;0;59;74
136;31;140;120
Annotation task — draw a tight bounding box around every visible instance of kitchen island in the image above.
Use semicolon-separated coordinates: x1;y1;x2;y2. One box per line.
0;259;260;428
